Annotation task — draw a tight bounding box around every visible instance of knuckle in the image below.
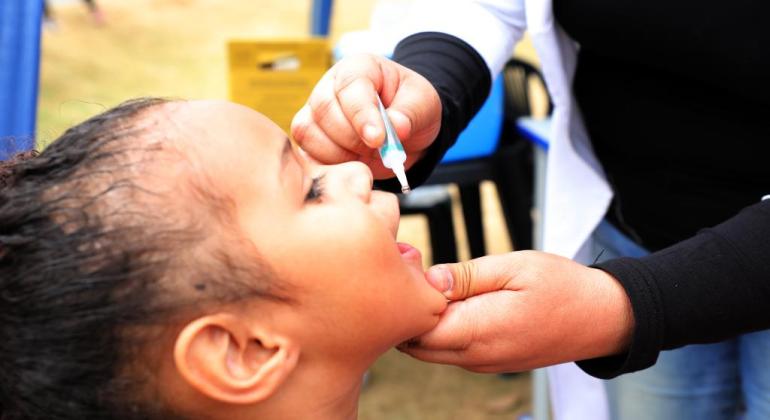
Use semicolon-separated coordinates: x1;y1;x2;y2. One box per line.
334;54;379;89
291;105;311;142
452;313;478;354
291;119;309;143
468;317;482;351
340;95;371;124
456;261;477;296
348;107;373;134
334;70;361;95
309;96;336;123
490;254;521;286
334;79;377;126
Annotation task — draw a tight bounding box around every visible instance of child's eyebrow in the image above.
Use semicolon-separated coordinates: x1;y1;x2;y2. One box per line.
278;137;305;197
280;137;292;170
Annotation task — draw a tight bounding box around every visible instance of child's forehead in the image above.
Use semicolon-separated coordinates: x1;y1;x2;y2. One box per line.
163;100;257;125
148;100;289;196
158;100;278;148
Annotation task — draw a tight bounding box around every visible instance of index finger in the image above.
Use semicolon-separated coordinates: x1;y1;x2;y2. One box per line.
332;55;388;148
400;299;477;353
400;289;516;353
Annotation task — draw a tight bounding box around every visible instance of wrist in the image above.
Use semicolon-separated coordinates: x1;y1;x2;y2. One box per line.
592;268;635;357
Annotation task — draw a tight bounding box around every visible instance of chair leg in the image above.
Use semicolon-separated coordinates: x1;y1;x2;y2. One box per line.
494;142;534;250
426;198;458;264
458;184;486;259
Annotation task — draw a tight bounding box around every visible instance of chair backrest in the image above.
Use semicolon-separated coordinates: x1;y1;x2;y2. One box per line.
441;74;505;163
440;57;551;164
503;57;553;122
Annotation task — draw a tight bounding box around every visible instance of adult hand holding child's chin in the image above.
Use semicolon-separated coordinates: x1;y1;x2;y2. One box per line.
400;251;636;372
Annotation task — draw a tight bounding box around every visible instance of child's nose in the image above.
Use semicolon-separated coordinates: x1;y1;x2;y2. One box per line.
325;161;373;202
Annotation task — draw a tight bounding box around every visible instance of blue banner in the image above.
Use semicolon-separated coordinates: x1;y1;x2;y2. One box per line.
0;0;43;160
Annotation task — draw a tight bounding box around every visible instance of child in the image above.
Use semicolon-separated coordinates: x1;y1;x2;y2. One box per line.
0;98;447;419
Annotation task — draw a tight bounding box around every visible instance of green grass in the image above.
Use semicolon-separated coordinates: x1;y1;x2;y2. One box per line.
361;350;531;420
38;0;312;145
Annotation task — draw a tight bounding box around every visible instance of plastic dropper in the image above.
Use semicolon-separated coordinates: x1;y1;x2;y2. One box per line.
375;95;411;194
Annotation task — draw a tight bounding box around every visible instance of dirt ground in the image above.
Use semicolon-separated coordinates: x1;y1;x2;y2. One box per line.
37;1;534;418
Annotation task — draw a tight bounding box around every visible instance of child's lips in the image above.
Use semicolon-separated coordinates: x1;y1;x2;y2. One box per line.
397;242;422;264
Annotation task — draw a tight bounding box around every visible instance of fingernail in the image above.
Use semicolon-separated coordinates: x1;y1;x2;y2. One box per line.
426;265;453;293
363;123;381;143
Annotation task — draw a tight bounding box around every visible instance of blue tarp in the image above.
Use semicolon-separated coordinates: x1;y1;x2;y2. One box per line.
311;0;333;36
0;0;43;160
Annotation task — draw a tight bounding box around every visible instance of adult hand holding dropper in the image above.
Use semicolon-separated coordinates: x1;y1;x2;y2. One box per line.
291;54;441;182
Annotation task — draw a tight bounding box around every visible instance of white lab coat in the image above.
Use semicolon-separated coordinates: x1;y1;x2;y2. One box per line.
401;0;614;419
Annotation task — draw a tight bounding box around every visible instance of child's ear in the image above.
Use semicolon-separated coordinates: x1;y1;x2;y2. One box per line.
173;313;300;404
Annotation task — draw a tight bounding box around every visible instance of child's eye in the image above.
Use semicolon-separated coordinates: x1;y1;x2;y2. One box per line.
304;176;325;202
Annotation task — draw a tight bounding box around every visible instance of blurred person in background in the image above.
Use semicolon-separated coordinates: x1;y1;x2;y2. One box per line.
43;0;105;28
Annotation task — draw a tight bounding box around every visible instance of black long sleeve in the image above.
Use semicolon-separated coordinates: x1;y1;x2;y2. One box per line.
375;32;490;192
555;0;770;251
578;199;770;379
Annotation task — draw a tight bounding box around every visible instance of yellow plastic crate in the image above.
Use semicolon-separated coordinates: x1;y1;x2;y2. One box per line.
228;39;331;133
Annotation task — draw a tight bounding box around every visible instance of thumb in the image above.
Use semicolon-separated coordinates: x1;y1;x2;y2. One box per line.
425;254;522;301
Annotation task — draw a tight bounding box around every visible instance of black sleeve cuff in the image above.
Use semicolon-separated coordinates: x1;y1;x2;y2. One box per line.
578;200;770;379
576;258;665;379
375;32;491;192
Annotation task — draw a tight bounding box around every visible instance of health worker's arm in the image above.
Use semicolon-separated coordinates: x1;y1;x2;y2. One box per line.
581;198;770;378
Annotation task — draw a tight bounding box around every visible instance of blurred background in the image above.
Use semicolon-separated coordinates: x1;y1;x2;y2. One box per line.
34;0;539;418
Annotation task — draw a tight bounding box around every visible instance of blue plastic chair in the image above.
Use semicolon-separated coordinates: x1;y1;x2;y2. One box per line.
0;0;42;160
438;75;507;258
413;75;516;259
399;76;504;263
402;58;550;260
441;75;505;164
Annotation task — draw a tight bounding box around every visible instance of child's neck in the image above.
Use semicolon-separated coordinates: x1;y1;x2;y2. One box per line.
244;357;368;420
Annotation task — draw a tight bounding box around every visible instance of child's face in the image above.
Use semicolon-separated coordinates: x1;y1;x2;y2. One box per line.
167;100;447;361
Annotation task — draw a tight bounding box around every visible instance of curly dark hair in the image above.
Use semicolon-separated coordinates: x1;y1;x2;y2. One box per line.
0;98;284;420
0;150;38;189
